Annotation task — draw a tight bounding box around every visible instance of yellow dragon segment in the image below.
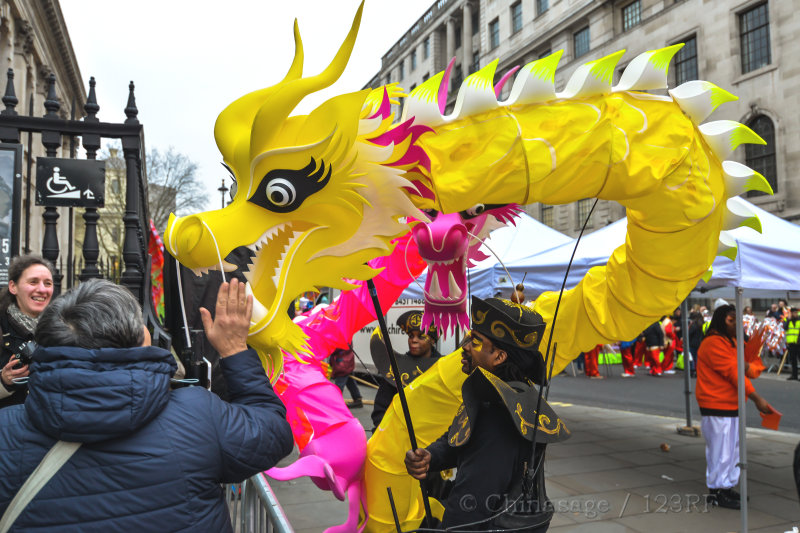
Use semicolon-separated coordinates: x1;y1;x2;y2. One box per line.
364;43;769;531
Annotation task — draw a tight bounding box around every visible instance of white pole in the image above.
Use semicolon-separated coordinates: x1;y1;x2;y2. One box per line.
735;286;748;532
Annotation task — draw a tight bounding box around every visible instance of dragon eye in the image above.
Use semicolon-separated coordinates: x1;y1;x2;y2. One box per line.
465;204;485;217
423;208;439;220
247;157;331;213
265;178;296;206
221;162;238;201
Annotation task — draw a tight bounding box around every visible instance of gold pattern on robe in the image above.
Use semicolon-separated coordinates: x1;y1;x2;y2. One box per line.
448;405;472;446
514;404;570;437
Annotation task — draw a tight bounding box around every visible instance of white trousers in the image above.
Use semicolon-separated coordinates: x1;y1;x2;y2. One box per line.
701;415;740;489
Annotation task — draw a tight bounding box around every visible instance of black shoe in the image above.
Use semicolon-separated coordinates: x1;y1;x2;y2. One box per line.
787;376;798;381
711;489;740;510
348;398;364;409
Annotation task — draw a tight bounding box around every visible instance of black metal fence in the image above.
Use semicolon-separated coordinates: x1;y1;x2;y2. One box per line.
0;69;168;348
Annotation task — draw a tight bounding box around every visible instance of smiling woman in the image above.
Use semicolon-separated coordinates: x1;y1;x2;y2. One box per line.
0;255;55;408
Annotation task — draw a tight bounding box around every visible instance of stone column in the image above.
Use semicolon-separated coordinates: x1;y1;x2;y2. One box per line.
446;16;455;63
463;3;474;73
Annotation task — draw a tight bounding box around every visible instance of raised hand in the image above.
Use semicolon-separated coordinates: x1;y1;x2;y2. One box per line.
199;279;253;358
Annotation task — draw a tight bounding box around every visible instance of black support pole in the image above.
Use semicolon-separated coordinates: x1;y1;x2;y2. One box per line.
80;77;101;281
41;74;62;295
120;82;143;301
365;278;434;527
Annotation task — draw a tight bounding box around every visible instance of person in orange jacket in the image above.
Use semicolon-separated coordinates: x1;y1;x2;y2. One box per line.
696;304;773;510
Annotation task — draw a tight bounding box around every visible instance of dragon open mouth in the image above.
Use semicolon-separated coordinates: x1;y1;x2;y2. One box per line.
425;256;467;305
241;222;315;329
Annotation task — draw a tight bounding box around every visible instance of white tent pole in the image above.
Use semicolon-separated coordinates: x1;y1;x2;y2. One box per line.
735;286;748;532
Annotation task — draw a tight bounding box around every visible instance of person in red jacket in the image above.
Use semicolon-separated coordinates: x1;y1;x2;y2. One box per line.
696;304;773;510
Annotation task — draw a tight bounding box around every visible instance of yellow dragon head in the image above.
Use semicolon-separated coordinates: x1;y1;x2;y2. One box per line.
164;2;426;376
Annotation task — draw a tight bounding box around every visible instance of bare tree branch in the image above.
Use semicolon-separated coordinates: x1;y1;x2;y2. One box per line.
147;147;208;233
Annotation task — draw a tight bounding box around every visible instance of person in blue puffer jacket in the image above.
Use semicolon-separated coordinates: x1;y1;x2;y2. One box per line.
0;277;293;532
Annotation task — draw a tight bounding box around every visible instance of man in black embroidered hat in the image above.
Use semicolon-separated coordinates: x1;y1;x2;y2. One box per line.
370;310;441;429
405;296;569;531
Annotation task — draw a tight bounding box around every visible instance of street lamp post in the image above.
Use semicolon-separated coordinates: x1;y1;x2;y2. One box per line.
217;178;229;209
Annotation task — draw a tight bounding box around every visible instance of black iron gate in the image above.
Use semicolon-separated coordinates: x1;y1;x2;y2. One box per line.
0;69;169;348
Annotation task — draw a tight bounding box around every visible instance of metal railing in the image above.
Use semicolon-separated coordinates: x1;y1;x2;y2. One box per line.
226;473;294;533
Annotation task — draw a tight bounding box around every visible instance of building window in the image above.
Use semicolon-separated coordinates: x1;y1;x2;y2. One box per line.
455;24;462;49
411;50;417;71
622;1;641;31
489;18;500;50
745;115;777;197
471;53;480;74
740;2;771;74
538;48;551;59
674;35;698;85
472;9;480;35
399;62;404;80
452;64;464;90
511;2;523;34
577;199;593;226
423;37;430;59
574;26;590;58
423;72;430;81
536;0;549;16
541;204;554;227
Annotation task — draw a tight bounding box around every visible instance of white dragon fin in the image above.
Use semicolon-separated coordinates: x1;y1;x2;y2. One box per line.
613;44;683;92
669;80;738;124
717;231;738;261
501;50;562;106
698;120;765;161
722;198;762;233
401;62;452;127
449;60;501;121
722;160;773;197
558;49;626;99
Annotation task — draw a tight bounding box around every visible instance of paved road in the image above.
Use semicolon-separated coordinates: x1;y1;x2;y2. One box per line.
548;363;800;433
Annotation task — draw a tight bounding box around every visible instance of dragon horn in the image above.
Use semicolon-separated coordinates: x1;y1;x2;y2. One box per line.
249;1;365;156
213;17;307;167
283;20;305;82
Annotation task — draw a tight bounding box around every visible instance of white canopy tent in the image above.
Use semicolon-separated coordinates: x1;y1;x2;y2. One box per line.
495;197;800;298
493;217;627;298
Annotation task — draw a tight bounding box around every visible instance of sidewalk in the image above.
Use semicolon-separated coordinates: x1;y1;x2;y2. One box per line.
268;386;800;533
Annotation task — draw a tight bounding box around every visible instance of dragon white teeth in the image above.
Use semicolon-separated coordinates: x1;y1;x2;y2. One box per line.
447;271;461;299
429;271;443;300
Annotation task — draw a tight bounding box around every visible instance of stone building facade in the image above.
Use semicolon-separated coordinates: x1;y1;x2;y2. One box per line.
0;0;85;261
367;0;797;236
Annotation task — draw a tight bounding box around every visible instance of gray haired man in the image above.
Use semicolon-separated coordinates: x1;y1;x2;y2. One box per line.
0;278;293;532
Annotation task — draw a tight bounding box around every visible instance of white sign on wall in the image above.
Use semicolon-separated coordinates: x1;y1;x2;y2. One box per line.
351;297;459;370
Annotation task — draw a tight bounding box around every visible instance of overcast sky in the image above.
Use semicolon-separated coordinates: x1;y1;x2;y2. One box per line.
59;0;435;210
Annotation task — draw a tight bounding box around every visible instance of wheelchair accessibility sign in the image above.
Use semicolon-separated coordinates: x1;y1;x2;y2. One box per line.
35;158;104;208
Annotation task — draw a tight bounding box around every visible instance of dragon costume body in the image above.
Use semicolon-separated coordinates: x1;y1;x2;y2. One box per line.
164;3;771;531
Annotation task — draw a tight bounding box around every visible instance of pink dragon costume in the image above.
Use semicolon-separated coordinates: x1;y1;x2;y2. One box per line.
164;2;772;531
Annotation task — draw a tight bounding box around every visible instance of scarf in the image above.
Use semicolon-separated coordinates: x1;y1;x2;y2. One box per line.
7;303;39;336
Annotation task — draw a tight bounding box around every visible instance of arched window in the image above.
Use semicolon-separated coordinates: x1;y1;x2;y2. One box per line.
745;115;777;197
